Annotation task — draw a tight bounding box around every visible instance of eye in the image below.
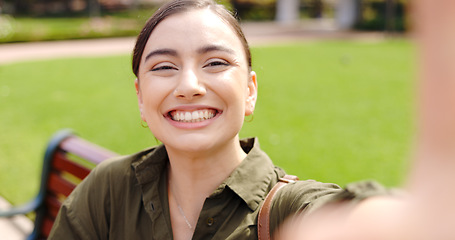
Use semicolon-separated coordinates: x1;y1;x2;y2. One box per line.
204;59;230;68
151;63;178;72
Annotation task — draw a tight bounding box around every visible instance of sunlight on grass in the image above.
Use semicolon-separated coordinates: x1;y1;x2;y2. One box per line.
0;40;415;205
245;40;415;187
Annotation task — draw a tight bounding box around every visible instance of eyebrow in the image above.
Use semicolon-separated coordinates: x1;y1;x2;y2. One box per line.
145;48;178;62
197;45;235;55
144;45;235;62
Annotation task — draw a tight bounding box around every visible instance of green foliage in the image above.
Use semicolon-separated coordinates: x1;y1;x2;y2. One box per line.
356;0;408;31
231;0;276;21
0;8;156;43
0;40;415;205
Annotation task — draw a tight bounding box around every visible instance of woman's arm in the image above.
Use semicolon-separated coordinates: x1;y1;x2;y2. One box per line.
276;1;455;239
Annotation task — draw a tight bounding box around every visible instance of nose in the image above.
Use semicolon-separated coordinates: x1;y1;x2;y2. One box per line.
173;68;206;100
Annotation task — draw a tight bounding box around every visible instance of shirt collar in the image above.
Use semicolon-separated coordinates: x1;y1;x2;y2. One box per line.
131;144;168;185
218;138;278;211
131;138;279;211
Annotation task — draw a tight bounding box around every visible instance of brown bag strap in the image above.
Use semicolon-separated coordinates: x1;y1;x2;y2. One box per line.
258;174;299;240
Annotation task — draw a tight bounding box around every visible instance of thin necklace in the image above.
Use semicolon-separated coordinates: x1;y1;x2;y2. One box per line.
176;204;193;230
170;182;194;230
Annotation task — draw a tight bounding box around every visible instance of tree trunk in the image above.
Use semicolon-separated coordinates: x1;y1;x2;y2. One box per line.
14;0;32;14
88;0;100;17
385;0;396;33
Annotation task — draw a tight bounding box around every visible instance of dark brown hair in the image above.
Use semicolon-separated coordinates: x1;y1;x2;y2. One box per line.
132;0;252;77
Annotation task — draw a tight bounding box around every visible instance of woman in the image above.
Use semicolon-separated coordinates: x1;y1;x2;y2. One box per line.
49;0;386;239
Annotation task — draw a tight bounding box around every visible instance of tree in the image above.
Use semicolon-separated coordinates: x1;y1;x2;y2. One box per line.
88;0;100;17
12;0;34;14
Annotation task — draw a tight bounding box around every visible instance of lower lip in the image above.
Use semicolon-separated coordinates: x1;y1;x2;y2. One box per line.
165;112;222;129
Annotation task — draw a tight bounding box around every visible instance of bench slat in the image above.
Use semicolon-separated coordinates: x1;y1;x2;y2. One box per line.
60;137;117;165
40;216;54;239
47;173;76;198
44;195;61;220
52;151;91;180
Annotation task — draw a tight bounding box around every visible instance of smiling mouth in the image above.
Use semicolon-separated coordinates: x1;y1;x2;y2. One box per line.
169;109;219;123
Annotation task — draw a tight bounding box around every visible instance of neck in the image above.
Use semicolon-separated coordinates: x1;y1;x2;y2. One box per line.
166;136;247;240
167;136;246;197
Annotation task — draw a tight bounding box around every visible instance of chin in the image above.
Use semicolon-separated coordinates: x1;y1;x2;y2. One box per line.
166;141;214;155
161;133;237;155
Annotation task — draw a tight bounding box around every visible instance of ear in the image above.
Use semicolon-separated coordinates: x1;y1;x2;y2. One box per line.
245;71;258;116
135;78;146;121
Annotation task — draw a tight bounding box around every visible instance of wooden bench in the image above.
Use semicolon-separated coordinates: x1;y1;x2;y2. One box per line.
0;129;118;240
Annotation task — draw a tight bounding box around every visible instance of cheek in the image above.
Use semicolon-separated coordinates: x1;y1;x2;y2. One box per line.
215;82;247;108
140;81;170;114
217;69;249;95
214;81;248;119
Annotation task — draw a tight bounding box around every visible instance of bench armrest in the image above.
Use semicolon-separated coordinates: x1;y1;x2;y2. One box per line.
0;197;40;217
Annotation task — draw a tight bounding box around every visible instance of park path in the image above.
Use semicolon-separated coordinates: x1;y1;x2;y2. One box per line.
0;20;387;65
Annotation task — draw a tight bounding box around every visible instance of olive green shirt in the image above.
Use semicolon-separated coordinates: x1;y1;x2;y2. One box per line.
49;138;386;239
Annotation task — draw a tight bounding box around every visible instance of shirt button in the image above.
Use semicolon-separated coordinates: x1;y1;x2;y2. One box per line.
206;217;214;226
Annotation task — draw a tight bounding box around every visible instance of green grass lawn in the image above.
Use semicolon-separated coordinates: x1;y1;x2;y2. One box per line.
0;40;415;205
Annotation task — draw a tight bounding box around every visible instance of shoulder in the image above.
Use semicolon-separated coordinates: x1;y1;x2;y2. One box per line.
269;179;388;234
270;180;341;222
277;180;342;205
64;146;162;209
65;147;156;201
268;179;340;236
93;147;157;178
272;180;389;215
49;147;161;239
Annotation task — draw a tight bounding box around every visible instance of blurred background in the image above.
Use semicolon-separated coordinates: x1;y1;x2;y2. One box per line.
0;0;414;212
0;0;409;42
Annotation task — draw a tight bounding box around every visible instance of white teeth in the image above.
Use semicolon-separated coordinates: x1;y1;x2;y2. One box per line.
185;112;192;121
192;111;199;119
171;109;217;122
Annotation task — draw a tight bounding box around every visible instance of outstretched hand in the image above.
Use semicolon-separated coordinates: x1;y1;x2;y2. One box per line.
276;1;455;239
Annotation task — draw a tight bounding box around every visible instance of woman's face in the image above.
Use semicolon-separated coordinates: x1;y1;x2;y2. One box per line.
136;9;257;153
